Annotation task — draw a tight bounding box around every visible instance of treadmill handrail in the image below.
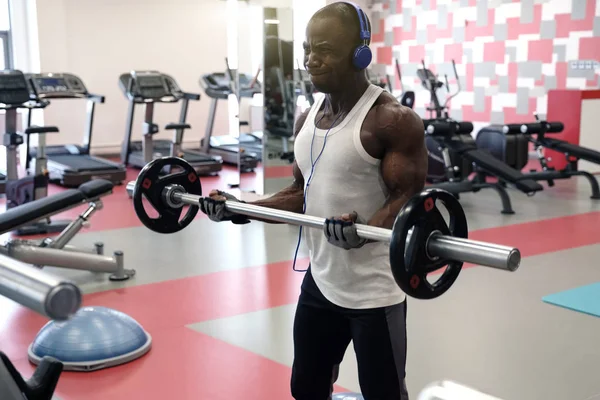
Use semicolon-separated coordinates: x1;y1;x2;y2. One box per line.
88;93;105;103
183;92;201;101
0;99;50;110
127;94;180;104
36;92;103;102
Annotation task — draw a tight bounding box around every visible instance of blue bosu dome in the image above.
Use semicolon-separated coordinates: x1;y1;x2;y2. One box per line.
28;306;151;372
332;393;364;400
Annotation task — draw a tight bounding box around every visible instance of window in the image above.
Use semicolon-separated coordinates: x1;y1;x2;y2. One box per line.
0;0;12;69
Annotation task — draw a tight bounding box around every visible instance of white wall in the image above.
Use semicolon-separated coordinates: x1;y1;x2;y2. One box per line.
29;0;372;154
34;0;232;154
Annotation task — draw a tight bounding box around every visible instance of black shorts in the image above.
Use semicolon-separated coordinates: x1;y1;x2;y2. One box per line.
291;269;409;400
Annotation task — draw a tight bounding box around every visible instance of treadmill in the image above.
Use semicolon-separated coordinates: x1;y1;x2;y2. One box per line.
25;73;127;187
119;70;223;175
197;72;261;171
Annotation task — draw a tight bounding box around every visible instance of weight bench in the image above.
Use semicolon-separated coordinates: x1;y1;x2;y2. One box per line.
0;179;134;281
446;140;544;195
540;137;600;165
477;120;600;199
424;119;544;214
426;120;544;195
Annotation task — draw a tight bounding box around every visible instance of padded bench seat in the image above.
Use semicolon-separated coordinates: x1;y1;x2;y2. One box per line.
542;138;600;164
442;140;544;194
0;179;113;234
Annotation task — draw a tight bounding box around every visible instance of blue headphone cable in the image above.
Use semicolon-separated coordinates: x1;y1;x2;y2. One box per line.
292;101;342;272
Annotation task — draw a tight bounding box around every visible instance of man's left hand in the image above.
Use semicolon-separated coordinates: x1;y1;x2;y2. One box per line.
324;211;367;250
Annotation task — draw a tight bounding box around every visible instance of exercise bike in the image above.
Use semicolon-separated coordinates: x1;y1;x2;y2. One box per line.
476;114;600;199
0;70;72;236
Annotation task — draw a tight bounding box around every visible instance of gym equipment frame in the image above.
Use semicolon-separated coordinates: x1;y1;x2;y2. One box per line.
0;180;134;282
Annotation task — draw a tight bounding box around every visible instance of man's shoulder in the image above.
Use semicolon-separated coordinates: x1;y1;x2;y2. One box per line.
370;93;424;141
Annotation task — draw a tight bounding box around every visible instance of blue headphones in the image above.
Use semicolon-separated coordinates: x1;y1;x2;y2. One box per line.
346;2;372;70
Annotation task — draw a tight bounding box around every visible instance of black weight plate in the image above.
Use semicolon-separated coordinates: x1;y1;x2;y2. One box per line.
132;157;202;234
389;189;468;299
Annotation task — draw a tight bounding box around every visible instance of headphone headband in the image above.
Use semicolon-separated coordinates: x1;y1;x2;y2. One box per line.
344;1;370;42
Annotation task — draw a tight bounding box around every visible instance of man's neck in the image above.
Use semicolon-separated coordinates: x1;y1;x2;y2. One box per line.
324;75;370;115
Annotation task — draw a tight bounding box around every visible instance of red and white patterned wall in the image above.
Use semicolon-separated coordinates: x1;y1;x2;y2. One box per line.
369;0;600;125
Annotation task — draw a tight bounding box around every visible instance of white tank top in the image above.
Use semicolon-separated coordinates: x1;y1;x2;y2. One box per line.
294;84;407;309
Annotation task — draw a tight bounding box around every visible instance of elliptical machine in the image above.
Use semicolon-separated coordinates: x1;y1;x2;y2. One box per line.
418;59;460;120
0;70;71;235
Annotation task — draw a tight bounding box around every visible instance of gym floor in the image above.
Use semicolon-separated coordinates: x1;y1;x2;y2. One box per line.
1;163;600;400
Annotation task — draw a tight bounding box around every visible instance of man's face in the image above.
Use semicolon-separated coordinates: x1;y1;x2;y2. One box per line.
304;15;355;93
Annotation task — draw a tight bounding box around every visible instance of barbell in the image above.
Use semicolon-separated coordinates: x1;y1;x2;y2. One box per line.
132;157;521;299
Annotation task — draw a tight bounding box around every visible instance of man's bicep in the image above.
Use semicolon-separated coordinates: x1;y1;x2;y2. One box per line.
292;160;305;188
382;110;428;196
381;146;427;196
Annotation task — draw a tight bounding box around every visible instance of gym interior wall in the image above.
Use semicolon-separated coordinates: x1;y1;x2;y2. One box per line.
29;0;233;154
368;0;600;132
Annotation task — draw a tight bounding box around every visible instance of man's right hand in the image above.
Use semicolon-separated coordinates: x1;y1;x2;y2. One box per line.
199;190;250;224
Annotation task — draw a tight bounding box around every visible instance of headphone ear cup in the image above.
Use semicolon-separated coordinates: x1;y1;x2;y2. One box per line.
353;45;372;70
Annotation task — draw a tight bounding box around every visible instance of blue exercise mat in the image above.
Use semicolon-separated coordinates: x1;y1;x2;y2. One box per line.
542;282;600;318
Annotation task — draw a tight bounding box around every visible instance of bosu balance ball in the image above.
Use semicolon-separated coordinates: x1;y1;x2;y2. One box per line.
28;306;151;372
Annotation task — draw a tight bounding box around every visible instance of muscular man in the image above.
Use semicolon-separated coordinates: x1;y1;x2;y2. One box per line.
200;2;427;399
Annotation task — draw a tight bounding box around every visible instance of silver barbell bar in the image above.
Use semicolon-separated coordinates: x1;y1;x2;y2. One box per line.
169;187;520;272
0;253;82;320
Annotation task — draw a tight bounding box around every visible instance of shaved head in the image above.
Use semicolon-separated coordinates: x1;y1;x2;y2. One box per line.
303;2;372;93
310;2;371;47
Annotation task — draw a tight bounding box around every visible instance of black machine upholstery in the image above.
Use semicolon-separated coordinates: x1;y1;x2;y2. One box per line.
400;91;415;108
475;125;530;171
423;119;474;136
165;123;191;131
0;352;63;400
0;179;113;234
476;120;600;199
424;119;543;194
440;135;543;193
24;126;59;135
541;138;600;164
504;122;564;134
76;178;114;198
478;121;600;167
461;148;543;193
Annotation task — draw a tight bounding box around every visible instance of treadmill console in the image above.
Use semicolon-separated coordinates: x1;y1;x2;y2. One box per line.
201;72;261;100
202;73;230;93
119;71;183;101
26;73;88;98
0;70;33;106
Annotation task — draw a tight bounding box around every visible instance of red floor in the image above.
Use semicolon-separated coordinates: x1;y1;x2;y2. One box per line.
1;208;600;398
2;159;600;399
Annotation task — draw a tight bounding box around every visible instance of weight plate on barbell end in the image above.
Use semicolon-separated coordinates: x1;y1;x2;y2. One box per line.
389;189;468;299
132;157;202;234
